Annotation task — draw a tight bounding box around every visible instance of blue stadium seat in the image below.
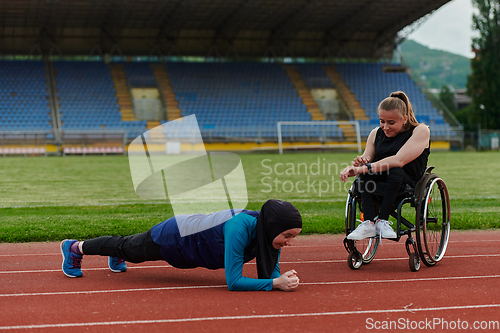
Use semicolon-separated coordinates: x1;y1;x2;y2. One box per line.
164;62;337;140
54;61;147;137
0;61;52;130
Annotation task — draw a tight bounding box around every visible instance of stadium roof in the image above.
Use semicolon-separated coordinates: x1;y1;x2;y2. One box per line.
0;0;451;59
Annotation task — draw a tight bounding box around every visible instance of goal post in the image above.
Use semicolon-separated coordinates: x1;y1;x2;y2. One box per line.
277;120;362;155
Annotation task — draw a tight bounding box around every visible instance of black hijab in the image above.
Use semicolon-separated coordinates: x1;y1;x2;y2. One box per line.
255;199;302;279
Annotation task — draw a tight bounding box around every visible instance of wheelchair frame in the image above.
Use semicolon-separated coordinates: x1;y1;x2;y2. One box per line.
343;166;451;271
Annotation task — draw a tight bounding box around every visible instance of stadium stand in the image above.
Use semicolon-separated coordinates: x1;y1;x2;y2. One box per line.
54;61;147;139
0;60;51;155
0;1;462;155
0;58;455;154
151;64;182;121
0;61;52;130
295;64;335;89
123;62;158;87
163;62;343;141
122;62;164;129
335;63;452;138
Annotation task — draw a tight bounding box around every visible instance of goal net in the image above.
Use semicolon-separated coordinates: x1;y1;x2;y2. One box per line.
277;120;362;154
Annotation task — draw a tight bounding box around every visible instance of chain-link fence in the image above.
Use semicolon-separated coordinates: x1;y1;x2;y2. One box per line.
463;129;500;151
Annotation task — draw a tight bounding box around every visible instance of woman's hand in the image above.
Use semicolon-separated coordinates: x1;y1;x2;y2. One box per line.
352;155;370;167
273;270;299;291
340;166;361;183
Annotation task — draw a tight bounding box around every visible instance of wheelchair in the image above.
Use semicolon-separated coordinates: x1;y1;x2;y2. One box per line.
343;166;450;271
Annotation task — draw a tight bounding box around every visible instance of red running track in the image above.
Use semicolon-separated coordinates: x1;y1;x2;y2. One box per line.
1;230;499;332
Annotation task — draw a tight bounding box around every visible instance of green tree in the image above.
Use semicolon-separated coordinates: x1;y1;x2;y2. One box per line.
439;85;458;114
466;0;500;129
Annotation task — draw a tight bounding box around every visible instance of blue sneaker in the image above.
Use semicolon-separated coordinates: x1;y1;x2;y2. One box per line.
108;256;127;273
60;239;83;278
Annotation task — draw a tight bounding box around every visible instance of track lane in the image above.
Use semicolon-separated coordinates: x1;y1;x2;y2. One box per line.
1;230;499;332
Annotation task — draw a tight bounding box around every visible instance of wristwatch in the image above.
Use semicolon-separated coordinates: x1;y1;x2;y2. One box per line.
365;163;372;173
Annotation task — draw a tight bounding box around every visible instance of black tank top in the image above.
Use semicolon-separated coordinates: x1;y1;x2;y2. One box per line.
373;126;429;182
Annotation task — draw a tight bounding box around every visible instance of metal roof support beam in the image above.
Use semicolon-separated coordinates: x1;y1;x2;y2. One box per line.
272;0;316;42
0;0;454;59
94;27;125;56
206;44;222;58
372;0;449;59
109;44;124;57
151;0;186;59
89;43;104;57
29;28;61;57
324;1;378;46
225;44;240;59
30;43;43;56
205;1;248;60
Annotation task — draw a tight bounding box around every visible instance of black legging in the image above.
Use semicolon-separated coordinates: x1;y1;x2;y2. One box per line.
82;230;163;263
358;167;416;221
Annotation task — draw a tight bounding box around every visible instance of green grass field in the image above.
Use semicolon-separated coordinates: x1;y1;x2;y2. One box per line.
0;151;499;242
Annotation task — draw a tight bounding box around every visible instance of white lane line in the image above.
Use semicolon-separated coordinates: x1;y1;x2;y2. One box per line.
0;238;500;257
1;274;499;298
0;265;174;274
1;254;500;274
0;285;227;297
0;303;499;330
301;274;500;286
2;237;500;257
1;238;499;257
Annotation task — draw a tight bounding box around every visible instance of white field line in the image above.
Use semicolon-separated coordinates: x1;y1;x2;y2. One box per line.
1;274;500;298
1;238;499;258
1;254;500;275
0;303;499;330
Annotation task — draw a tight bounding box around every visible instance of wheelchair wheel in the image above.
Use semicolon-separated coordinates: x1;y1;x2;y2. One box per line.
345;184;380;264
348;251;363;270
409;252;420;272
357;237;379;264
416;176;451;267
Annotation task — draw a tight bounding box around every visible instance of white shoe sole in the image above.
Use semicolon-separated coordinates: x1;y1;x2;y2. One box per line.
108;257;127;273
347;232;376;240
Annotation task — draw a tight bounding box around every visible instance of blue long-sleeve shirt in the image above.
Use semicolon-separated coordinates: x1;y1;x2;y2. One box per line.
150;210;280;291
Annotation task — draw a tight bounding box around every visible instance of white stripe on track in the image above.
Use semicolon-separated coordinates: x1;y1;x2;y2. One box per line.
0;265;173;274
1;274;499;298
1;237;499;258
2;254;499;274
0;303;499;330
1;238;499;258
0;285;227;297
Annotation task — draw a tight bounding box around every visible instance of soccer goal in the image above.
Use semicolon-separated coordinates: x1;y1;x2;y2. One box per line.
277;120;362;155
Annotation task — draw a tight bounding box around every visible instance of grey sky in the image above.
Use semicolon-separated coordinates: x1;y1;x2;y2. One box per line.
407;0;476;58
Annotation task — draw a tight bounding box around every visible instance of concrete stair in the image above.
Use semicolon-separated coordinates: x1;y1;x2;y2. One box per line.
283;65;325;121
324;66;368;141
324;66;369;121
109;64;136;121
147;121;161;129
151;65;182;121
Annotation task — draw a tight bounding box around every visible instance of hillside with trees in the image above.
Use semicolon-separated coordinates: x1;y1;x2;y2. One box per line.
399;39;471;89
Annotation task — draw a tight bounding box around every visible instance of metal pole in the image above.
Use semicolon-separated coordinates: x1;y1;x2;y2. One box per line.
477;123;481;151
354;121;362;153
277;122;283;155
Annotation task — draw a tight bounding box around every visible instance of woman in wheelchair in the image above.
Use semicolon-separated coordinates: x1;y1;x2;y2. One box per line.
340;91;430;241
